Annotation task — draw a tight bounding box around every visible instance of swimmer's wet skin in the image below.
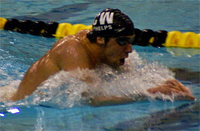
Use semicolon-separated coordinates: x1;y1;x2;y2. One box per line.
10;8;196;106
82;79;196;107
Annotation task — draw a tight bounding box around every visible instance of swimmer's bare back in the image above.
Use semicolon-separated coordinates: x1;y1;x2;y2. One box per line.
11;30;93;101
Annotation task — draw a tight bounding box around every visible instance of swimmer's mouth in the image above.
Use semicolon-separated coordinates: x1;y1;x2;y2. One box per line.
120;58;125;65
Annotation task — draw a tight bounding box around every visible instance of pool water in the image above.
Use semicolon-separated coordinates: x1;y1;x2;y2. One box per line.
0;0;200;131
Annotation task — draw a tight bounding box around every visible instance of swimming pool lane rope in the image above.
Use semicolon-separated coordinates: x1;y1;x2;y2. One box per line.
0;17;199;48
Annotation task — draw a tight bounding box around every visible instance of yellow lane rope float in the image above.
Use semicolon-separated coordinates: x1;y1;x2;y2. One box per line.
0;17;199;48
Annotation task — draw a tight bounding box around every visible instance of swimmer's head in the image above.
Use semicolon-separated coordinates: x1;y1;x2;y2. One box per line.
87;8;134;40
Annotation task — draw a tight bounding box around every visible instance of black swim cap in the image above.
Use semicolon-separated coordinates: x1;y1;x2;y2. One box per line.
90;8;134;37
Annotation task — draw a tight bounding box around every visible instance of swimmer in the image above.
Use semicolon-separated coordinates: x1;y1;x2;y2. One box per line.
10;8;196;106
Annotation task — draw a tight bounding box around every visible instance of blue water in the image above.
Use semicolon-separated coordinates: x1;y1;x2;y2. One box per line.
0;0;200;131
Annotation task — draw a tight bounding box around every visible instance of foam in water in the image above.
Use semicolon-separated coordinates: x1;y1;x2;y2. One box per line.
0;50;176;108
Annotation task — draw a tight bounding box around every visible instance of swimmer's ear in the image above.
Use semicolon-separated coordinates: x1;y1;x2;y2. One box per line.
96;37;105;45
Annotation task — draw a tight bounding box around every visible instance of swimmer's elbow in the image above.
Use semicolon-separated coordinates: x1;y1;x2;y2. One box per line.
9;92;26;102
9;93;18;102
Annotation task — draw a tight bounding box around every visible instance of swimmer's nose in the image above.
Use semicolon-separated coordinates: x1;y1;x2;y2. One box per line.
125;44;132;53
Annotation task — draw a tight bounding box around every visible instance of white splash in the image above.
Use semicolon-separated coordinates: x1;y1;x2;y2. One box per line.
0;50;175;108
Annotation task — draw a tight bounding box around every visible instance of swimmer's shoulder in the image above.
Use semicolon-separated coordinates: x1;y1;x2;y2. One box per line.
50;31;87;53
49;30;90;57
58;29;90;50
75;29;90;38
53;29;89;46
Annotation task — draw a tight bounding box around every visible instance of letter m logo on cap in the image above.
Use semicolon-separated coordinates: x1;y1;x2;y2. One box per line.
99;12;114;25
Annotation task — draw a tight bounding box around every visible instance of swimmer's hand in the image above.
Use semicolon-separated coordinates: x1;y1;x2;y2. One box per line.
82;79;196;107
147;79;196;101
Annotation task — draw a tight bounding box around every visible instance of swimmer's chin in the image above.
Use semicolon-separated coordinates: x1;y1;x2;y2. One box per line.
109;63;124;70
107;64;120;70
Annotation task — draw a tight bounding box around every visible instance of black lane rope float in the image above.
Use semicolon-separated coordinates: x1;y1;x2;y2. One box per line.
0;17;199;48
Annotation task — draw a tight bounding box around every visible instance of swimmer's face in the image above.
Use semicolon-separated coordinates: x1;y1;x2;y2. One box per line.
103;35;134;68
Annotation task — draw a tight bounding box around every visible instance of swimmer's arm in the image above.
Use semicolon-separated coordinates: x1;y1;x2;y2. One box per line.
87;95;136;107
82;79;196;106
91;96;134;106
82;92;145;107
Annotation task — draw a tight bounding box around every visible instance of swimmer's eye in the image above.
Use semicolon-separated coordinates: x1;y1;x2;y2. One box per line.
113;37;135;46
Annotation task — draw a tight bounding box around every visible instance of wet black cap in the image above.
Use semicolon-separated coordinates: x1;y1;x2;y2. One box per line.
90;8;134;37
